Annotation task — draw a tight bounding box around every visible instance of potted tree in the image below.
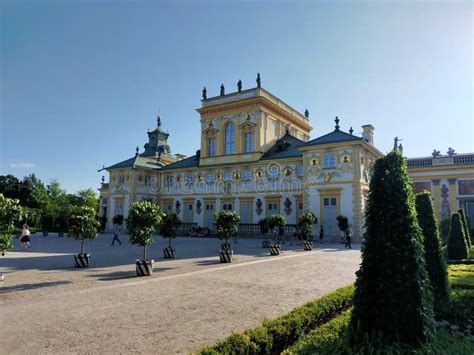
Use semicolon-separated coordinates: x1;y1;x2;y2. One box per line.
158;212;181;259
336;215;349;243
298;212;318;250
56;210;68;238
67;206;100;268
127;201;162;276
41;213;53;236
0;194;22;281
258;217;271;248
268;214;286;255
214;210;241;263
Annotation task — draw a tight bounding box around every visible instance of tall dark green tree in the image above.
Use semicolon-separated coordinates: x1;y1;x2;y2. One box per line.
415;191;449;315
350;151;434;346
447;212;469;260
458;209;471;248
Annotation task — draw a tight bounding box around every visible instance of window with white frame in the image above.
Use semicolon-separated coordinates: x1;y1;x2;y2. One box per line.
208;137;216;157
323;197;337;207
267;202;279;213
222;203;233;211
323;155;336;169
207;173;215;183
244;132;253;153
243;170;252;181
225;123;235;155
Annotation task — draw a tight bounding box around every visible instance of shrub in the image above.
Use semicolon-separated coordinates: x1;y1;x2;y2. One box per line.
67;206;100;255
439;218;451;244
127;201;162;261
415;191;450;315
0;194;22;254
268;214;286;229
113;214;124;225
258;217;270;238
336;215;349;233
158;212;181;248
458;209;472;248
350;151;434;346
214;210;241;246
198;284;354;354
447;212;469;260
41;213;54;232
298;212;317;240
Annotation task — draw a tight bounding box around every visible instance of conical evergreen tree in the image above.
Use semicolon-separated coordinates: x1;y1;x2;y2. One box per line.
415;191;449;315
447;212;469;260
350;151;434;346
458;209;471;248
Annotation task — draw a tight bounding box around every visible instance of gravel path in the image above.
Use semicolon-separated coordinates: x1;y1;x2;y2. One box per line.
0;234;360;354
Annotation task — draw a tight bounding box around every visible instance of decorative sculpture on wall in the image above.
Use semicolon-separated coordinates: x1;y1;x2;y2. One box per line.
256;198;263;216
175;200;181;215
284;198;292;215
196;200;202;215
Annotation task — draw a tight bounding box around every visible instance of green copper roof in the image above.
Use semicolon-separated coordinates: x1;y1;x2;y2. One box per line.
260;133;305;160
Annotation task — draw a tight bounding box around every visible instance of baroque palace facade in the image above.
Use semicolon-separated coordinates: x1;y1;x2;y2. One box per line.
98;78;474;238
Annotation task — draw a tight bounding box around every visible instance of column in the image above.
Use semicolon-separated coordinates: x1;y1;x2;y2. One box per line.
432;179;441;219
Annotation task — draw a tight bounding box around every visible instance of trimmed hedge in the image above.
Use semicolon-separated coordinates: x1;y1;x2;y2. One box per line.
447;212;469;260
198;285;354;355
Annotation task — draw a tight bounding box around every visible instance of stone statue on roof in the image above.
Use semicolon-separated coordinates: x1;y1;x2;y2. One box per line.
256;73;261;88
432;149;441;158
202;87;207;100
220;84;225;96
393;137;399;151
237;80;242;92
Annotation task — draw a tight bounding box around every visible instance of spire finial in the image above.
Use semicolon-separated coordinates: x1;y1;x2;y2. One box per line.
349;126;354;135
256;73;261;88
304;109;309;118
157;115;161;128
335;116;340;131
202;86;207;100
220;84;225;96
237;80;242;92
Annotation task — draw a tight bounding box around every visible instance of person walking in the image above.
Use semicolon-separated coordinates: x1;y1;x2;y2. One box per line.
20;224;31;250
319;225;324;240
344;226;352;249
111;222;122;246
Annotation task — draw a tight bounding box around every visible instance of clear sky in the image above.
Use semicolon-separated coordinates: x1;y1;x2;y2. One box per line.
1;0;472;193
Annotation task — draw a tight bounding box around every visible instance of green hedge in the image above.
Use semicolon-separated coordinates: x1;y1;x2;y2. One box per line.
198;285;354;354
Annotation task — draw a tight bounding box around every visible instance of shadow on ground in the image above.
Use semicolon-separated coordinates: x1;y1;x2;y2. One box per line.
0;280;72;293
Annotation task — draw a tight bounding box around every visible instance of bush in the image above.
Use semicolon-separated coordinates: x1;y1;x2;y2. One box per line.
41;213;54;232
439;218;451;244
127;201;162;261
458;209;472;248
214;210;240;245
336;215;349;232
298;212;317;240
350;151;435;346
0;194;22;254
447;212;469;260
67;206;100;255
415;191;450;315
258;218;270;237
158;212;181;248
198;285;354;354
268;214;286;229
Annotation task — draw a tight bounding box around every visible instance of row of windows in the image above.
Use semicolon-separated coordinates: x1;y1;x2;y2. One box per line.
207;124;254;157
114;174;152;184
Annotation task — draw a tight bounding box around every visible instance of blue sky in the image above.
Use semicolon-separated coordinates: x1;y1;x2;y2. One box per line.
1;0;472;193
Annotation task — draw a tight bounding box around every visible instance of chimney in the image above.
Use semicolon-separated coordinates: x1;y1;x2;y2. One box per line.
362;124;374;145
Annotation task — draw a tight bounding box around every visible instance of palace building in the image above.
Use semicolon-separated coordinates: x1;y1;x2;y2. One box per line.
98;76;474;239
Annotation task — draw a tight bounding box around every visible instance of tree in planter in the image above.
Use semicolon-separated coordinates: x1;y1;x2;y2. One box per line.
0;194;22;257
267;214;286;255
127;201;162;275
350;151;434;346
214;210;241;262
55;210;69;237
298;212;317;240
447;212;469;260
67;206;100;267
336;215;349;242
258;218;271;247
415;191;449;315
458;209;472;248
41;213;54;236
158;212;181;258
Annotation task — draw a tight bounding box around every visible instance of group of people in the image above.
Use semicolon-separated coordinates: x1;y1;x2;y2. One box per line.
186;226;210;237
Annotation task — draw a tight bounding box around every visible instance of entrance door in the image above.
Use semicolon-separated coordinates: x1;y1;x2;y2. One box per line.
323;197;338;237
204;203;214;228
184;203;194;223
241;202;253;224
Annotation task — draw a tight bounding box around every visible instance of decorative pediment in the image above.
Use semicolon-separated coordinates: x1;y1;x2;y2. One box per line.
239;114;257;132
202;126;219;138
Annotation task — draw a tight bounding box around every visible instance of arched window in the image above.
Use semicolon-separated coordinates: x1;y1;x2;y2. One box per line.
225;122;235;155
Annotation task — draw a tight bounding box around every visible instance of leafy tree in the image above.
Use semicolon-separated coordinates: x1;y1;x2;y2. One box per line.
0;194;22;255
214;210;241;247
258;218;270;240
127;201;162;260
415;191;449;315
336;215;349;232
458;209;472;248
350;151;434;346
267;214;286;230
298;212;317;240
67;206;100;255
447;212;469;260
77;188;99;211
158;212;181;248
0;175;21;201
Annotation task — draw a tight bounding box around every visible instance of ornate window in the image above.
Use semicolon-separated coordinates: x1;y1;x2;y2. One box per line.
225;122;235;155
244;132;253;153
323;155;336;169
208;137;216;157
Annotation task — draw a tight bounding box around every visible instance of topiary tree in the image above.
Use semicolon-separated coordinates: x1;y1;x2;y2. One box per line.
438;218;450;245
0;194;22;256
214;210;241;248
67;206;100;255
415;191;449;315
127;201;162;261
158;212;181;249
350;151;434;346
268;214;286;230
336;215;349;233
298;212;317;240
458;209;471;248
447;212;469;260
258;217;270;241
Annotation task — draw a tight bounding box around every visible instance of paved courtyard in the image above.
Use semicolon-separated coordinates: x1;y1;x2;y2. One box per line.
0;233;360;354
